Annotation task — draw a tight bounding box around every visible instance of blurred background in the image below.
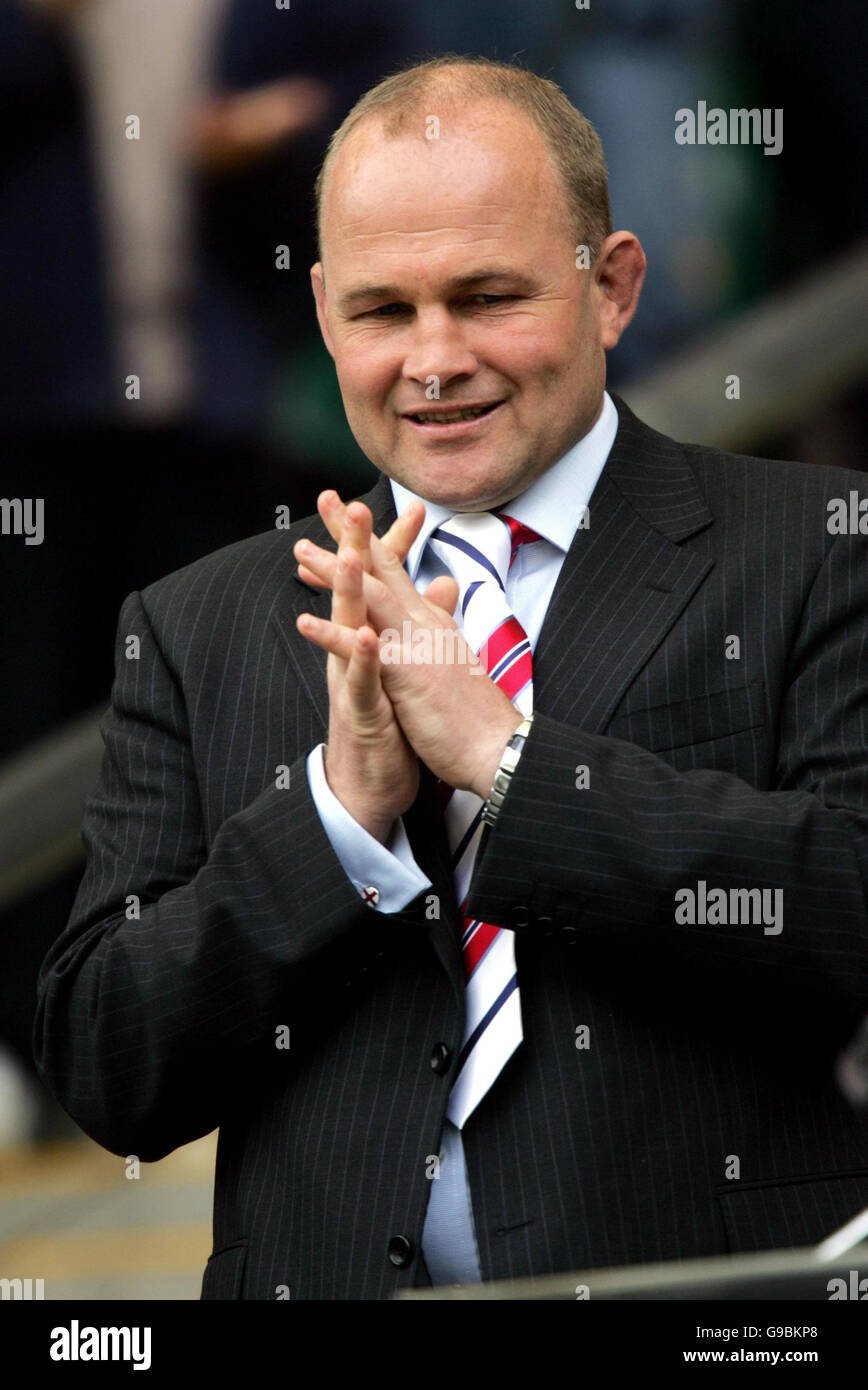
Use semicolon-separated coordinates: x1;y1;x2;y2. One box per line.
0;0;866;1297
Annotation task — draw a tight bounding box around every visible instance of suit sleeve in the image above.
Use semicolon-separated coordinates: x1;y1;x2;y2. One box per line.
468;529;868;1010
32;589;428;1161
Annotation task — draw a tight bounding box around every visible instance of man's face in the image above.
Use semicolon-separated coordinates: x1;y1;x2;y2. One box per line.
312;101;623;511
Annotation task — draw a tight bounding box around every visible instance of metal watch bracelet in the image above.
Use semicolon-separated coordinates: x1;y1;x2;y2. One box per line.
481;715;534;826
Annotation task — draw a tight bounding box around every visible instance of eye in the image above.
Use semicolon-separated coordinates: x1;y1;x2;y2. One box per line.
360;303;406;318
355;294;517;319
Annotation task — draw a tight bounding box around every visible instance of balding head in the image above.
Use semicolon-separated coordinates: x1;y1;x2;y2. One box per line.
314;56;613;268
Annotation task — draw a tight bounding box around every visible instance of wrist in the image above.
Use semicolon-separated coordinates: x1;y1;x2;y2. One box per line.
324;749;398;844
479;714;533;824
469;709;524;802
333;788;396;845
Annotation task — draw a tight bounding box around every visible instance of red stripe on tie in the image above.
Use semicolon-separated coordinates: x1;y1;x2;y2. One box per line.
496;648;533;701
462;917;499;976
480;615;526;674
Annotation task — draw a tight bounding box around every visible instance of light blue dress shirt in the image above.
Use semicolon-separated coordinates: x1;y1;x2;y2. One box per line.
305;392;618;1284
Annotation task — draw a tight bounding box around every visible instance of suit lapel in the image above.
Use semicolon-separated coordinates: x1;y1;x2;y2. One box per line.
532;395;715;730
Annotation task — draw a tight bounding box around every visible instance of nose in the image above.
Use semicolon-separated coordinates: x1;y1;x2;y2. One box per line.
400;306;479;392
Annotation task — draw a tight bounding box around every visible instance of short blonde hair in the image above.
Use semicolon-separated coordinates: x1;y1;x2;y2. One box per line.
314;54;612;261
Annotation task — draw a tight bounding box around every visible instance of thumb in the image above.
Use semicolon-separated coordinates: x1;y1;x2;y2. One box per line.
423;575;459;616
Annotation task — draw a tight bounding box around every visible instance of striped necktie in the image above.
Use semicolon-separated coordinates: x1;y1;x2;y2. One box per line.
427;511;541;1129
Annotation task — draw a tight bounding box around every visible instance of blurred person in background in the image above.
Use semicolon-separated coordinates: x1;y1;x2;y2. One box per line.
184;0;409;502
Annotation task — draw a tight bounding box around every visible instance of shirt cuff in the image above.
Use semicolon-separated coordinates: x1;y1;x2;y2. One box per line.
306;743;432;912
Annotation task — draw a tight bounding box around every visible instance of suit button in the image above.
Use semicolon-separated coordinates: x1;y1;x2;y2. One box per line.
537;915;554;938
430;1042;451;1075
387;1235;414;1267
510;904;531;928
560;925;579;946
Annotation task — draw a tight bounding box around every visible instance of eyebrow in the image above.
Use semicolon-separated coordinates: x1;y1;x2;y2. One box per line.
336;266;533;313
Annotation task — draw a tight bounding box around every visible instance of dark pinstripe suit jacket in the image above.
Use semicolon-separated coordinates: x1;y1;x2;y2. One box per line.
34;396;868;1299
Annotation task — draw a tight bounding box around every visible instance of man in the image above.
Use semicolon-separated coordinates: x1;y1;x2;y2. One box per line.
34;56;868;1300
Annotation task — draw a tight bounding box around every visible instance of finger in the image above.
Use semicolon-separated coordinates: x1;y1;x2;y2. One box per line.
422;575;460;616
296;563;330;589
297;530;410;588
293;538;341;586
340;503;374;586
380;499;426;563
295;545;415;631
299;527;425;609
316;489;351;545
332;544;366;631
295;611;356;661
343;625;384;716
369;531;422;598
300;495;374;582
317;489;426;568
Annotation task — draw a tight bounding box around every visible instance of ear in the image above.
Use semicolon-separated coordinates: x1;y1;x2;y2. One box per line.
310;262;336;359
592;232;646;351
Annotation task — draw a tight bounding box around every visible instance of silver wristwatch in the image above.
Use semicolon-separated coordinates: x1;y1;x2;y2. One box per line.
481;715;534;826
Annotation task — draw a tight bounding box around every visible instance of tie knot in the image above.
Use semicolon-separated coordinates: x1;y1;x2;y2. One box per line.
498;512;543;566
428;511;541;593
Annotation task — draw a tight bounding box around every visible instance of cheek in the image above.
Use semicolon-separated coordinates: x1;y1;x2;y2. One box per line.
334;342;393;408
487;317;577;391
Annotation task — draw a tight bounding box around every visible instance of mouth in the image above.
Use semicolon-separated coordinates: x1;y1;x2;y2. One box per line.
401;400;504;433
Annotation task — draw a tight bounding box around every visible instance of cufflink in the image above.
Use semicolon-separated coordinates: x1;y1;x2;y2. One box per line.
361;885;380;906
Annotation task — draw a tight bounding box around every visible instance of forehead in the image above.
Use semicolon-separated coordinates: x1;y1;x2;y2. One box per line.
320;103;572;277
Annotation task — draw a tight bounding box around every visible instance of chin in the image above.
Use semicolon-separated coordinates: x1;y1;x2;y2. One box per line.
420;480;505;511
411;462;518;508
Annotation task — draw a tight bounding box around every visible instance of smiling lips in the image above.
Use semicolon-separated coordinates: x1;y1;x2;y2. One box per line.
403;401;502;425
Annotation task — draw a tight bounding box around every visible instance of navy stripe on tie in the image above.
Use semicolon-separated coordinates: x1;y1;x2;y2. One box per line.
450;805;484;871
462;579;484;617
489;638;530;684
430;528;504;589
461;918;480;947
453;974;519;1079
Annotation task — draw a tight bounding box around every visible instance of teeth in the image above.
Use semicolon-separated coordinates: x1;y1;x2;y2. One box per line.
411;406;491;423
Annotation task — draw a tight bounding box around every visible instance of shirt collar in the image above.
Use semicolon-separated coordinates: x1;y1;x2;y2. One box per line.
391;391;619;581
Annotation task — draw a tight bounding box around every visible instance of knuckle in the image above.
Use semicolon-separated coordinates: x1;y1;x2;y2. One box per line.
379;548;400;572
